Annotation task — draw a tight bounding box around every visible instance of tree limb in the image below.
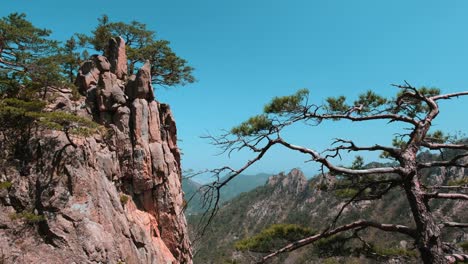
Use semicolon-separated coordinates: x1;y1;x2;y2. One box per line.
306;112;418;126
325;138;400;159
425;185;468;190
277;138;402;176
440;222;468;228
421;142;468;151
418;153;468;168
431;91;468;101
424;192;468;200
445;254;468;263
258;220;416;263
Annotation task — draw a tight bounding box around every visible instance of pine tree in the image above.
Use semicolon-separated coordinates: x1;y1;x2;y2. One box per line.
205;84;468;263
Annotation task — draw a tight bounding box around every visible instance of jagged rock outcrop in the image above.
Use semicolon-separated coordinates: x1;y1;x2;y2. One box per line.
0;37;191;263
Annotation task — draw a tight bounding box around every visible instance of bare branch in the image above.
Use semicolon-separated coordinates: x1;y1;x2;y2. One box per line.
277;138;402;176
217;138;278;189
324;138;400;158
258;220;416;263
431;91;468;101
421;142;468;151
440;222;468;228
418;153;468;168
425;192;468;200
425;185;468;190
445;254;468;263
193;138;280;236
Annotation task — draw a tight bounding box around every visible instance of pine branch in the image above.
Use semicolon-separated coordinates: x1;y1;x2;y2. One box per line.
257;220;416;263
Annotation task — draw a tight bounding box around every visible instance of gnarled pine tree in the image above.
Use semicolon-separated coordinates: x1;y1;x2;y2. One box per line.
79;15;195;87
203;83;468;264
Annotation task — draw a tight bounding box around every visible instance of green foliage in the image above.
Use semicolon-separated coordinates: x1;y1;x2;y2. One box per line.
391;137;407;149
334;188;359;199
120;194;129;206
0;97;100;161
9;211;46;224
1;12;194;96
326;95;348;113
58;36;87;83
0;13;55;70
447;177;468;186
69;83;81;101
0;98;99;135
88;15;112;52
417;87;441;97
0;181;12;189
321;258;340;264
350;156;364;170
394;86;440;118
231;115;273;136
235;223;314;252
0;13;64;97
371;245;418;258
380;137;408;159
84;15;195;87
37;111;100;136
0;98;46;113
425;130;448;144
316;182;329;191
354;90;387;112
314;234;351;257
0;98;45;159
459;241;468;252
264;89;309;114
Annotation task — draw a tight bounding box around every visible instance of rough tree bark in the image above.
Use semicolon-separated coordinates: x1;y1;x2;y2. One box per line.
404;173;445;264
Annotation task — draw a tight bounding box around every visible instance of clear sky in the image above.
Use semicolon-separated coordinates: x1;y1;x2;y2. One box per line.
3;0;468;181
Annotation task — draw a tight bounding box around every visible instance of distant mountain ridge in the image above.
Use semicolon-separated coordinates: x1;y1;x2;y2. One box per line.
189;164;467;264
183;173;271;215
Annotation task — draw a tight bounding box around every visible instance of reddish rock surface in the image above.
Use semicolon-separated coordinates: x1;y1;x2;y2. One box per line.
107;37;128;80
0;39;191;263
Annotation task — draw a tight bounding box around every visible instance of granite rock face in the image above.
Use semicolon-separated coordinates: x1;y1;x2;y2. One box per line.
106;36;128;80
0;38;191;263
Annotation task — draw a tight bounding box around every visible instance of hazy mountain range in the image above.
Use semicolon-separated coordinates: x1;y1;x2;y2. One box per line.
187;163;467;264
183;173;271;215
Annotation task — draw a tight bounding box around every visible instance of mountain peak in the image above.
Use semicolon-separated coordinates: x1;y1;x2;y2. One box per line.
267;168;307;193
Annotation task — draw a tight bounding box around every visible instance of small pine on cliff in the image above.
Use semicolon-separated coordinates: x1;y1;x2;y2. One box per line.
0;13;193;264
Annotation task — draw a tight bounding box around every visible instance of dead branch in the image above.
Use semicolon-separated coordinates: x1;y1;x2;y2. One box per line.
324;138;400;158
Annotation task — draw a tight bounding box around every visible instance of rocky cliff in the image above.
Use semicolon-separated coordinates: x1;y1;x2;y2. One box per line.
0;37;191;263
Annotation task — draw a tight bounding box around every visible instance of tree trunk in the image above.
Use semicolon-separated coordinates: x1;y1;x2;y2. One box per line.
404;174;445;264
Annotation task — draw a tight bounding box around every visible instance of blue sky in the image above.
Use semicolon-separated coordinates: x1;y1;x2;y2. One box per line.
3;0;468;181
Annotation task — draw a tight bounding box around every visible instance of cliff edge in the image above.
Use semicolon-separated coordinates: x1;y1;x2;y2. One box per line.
0;37;191;263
